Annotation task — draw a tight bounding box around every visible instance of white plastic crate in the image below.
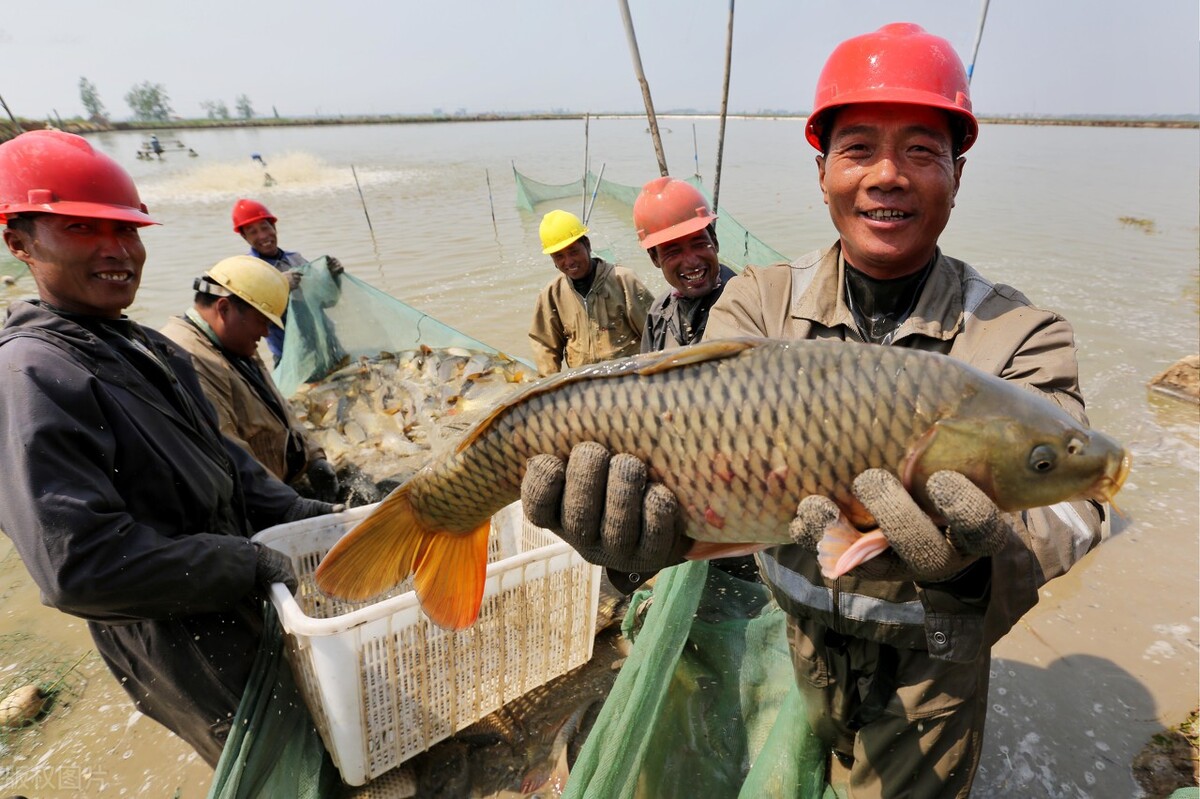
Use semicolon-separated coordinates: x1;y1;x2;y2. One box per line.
252;501;602;786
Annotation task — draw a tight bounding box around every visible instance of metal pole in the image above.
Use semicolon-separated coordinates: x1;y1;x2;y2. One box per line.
618;0;668;176
966;0;991;83
712;0;735;214
584;163;606;225
692;123;701;181
582;112;591;218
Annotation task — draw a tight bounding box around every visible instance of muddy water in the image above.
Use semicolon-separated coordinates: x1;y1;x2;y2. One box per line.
0;119;1196;797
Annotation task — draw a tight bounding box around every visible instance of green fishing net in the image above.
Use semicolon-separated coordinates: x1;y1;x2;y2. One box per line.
207;602;342;799
272;256;525;396
513;167;791;273
565;561;831;799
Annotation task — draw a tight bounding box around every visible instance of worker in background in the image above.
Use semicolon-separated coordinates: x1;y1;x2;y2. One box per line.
528;209;654;376
231;198;344;365
635;177;738;353
160;255;340;502
633;176;757;586
521;23;1107;796
0;130;343;766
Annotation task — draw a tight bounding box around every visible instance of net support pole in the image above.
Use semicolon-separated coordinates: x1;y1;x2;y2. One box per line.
582;112;591;218
618;0;669;176
712;0;735;214
966;0;991;83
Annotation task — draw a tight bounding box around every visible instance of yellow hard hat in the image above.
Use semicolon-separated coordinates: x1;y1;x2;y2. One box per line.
539;210;589;255
199;255;289;327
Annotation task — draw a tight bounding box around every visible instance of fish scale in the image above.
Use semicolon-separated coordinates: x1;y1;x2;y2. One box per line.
315;338;1127;628
401;339;1109;543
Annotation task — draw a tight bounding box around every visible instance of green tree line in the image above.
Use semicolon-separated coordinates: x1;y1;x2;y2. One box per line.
78;78;256;122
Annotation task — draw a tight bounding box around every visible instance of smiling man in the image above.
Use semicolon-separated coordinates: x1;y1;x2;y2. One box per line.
518;24;1107;798
231;197;344;366
633;177;738;352
0;130;342;767
528;209;654;376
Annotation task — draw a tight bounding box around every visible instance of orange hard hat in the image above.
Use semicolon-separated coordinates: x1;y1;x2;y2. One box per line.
633;177;717;250
805;22;978;154
231;198;277;232
0;129;157;225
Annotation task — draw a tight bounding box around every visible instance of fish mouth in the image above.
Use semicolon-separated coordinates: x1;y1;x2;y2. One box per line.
1088;449;1132;503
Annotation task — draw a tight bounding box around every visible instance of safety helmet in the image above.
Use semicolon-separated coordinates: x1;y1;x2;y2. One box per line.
539;210;589;255
805;22;978;154
633;177;717;250
231;198;277;233
196;255;289;327
0;129;157;225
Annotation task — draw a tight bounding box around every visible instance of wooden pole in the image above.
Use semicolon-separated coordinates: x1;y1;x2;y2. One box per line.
712;0;735;214
618;0;668;176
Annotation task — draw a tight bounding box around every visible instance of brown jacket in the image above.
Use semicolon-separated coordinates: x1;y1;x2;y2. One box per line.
705;244;1104;662
160;314;324;483
528;258;654;376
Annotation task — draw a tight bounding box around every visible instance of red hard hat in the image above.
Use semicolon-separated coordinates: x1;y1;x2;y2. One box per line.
231;198;277;232
805;22;978;154
633;177;718;250
0;129;157;226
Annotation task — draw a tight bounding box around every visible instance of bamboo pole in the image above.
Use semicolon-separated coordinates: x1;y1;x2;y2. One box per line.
617;0;668;176
582;112;591;218
712;0;735;214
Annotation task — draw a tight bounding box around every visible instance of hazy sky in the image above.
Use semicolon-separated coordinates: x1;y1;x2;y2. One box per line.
5;1;1197;121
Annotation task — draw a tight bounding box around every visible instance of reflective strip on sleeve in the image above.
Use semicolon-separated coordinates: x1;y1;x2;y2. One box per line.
1048;501;1097;561
759;552;926;626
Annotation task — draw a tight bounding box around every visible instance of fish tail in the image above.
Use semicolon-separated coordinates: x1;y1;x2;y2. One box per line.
816;518;891;579
411;519;491;631
314;485;426;602
315;486;491;630
314;482;492;633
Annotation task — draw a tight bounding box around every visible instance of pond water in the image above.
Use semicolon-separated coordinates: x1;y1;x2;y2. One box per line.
0;118;1196;797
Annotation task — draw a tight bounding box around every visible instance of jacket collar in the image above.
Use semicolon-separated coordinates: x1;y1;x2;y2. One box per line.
791;243;966;344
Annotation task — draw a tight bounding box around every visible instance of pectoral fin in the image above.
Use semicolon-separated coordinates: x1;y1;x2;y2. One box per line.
816;518;892;580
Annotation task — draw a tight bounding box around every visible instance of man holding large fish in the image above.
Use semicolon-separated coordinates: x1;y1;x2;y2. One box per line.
316;22;1127;798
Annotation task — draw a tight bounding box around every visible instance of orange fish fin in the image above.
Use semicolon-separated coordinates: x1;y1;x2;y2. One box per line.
817;520;891;580
634;338;759;376
315;485;424;601
684;540;770;560
412;519;491;630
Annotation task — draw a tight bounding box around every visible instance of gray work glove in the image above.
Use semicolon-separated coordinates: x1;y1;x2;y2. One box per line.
253;542;298;593
790;469;1011;582
282;497;346;523
284;270;302;290
306;458;341;503
521;442;689;573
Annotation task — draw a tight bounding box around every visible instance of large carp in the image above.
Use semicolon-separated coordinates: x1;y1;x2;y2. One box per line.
315;339;1129;630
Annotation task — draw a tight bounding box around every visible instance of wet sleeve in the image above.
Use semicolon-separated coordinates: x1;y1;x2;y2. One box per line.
0;342;259;623
528;288;565;376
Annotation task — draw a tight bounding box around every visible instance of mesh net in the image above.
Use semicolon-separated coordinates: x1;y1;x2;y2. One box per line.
514;167;791;273
564;561;830;799
272;256;526;397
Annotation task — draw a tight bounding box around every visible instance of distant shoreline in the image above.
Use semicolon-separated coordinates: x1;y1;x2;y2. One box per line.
3;112;1195;142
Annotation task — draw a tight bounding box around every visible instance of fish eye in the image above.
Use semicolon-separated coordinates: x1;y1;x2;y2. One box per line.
1029;444;1058;472
1066;436;1084;456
